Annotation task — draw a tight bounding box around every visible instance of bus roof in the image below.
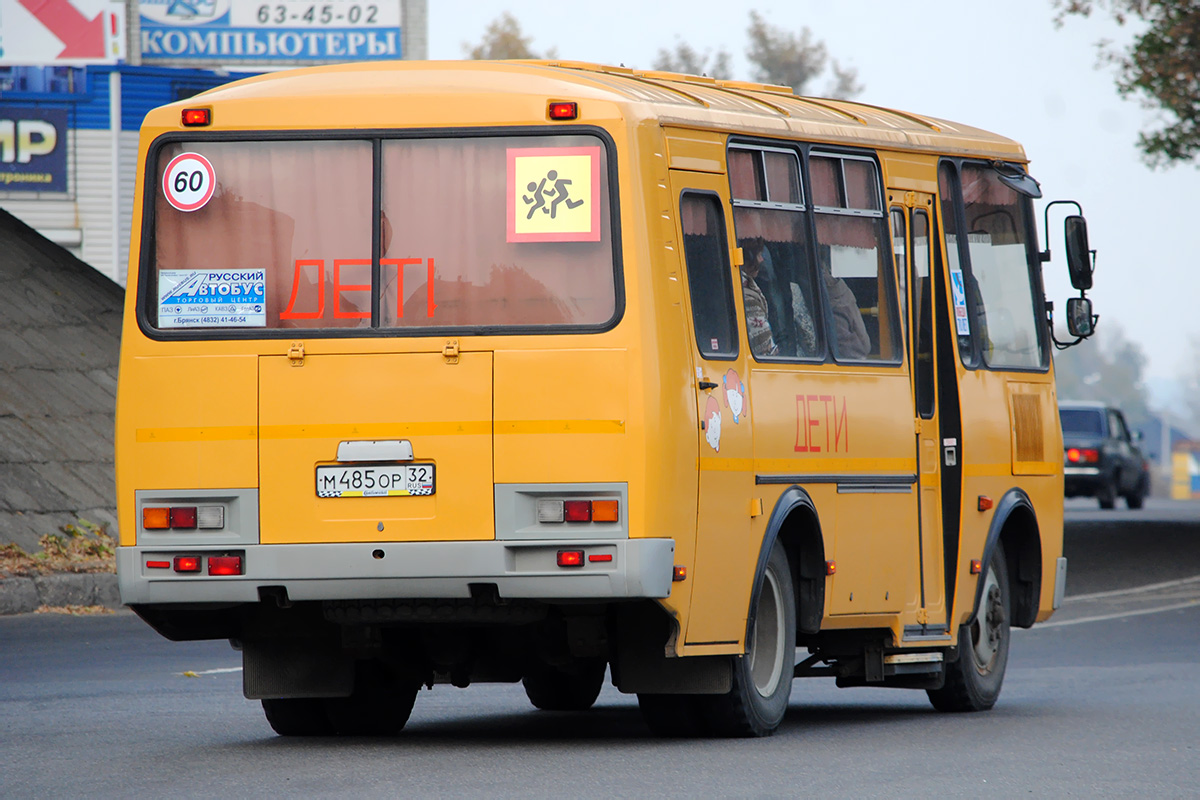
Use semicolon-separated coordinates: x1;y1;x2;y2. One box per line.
159;60;1027;161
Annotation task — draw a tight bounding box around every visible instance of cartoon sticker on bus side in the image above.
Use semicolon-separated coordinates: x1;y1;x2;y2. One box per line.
704;394;722;452
723;368;747;423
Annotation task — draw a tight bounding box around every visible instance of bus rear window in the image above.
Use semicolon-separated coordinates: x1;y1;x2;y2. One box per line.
148;134;617;333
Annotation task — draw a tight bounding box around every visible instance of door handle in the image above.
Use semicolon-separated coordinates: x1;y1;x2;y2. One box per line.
699;380;718;390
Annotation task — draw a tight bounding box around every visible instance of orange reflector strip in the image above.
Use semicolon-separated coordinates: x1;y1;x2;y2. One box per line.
146;560;171;569
173;556;201;573
208;555;243;576
557;550;584;567
143;507;170;529
592;500;619;522
588;553;613;563
672;565;687;582
825;560;837;575
548;101;578;120
181;108;211;126
970;559;983;574
977;495;994;512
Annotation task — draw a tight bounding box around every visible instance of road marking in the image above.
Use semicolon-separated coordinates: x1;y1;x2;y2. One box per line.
1064;575;1200;603
1032;599;1200;629
180;667;243;676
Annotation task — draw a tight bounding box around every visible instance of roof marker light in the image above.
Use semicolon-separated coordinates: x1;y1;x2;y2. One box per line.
548;101;578;120
182;108;211;127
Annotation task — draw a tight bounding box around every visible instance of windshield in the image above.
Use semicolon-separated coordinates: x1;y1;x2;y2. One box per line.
148;133;617;333
1059;408;1103;436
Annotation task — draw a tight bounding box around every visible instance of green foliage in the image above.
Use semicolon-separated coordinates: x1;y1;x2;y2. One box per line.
462;13;556;60
652;41;733;79
745;10;862;98
1053;321;1152;428
1055;1;1200;167
0;519;116;576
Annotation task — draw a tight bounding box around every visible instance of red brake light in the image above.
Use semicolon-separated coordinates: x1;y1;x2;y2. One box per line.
207;555;243;576
170;506;197;529
557;550;584;567
1066;447;1081;463
563;500;591;522
548;101;578;120
173;556;201;573
182;108;211;127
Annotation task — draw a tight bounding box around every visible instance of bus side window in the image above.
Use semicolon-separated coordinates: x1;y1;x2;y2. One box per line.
680;193;739;360
810;154;900;363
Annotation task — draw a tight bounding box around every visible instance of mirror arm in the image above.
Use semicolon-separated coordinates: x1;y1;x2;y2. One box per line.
1041;199;1083;260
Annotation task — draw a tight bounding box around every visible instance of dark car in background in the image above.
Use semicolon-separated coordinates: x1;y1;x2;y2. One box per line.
1059;401;1150;509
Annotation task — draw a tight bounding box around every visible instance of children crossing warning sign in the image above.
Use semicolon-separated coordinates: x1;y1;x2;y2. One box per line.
506;145;601;243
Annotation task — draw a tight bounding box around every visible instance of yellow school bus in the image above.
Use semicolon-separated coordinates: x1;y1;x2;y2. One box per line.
115;60;1097;737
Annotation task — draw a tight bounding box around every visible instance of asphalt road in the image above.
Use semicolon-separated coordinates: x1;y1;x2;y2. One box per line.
2;501;1198;798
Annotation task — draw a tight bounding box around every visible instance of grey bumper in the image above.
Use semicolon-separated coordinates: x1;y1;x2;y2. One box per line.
118;538;676;605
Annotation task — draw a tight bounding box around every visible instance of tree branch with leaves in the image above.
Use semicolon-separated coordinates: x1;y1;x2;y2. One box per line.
1055;1;1200;168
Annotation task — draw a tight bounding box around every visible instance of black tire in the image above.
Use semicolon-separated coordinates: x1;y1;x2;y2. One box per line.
928;542;1010;712
1097;478;1117;510
323;661;420;736
1124;477;1147;510
522;658;606;711
261;697;335;737
701;540;796;737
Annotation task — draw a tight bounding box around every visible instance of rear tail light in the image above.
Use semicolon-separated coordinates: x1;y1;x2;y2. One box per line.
557;550;584;567
562;500;592;522
1066;448;1100;464
207;555;243;576
197;506;225;529
173;556;201;573
591;500;619;522
142;505;225;530
169;506;197;529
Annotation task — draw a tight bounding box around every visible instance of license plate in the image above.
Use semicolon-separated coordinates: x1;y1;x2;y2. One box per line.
315;464;435;498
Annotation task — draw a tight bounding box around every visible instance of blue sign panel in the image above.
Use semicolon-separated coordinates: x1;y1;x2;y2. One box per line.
140;0;403;64
0;106;68;193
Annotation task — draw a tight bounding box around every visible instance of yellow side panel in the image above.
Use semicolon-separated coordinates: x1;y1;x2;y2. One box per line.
493;349;629;484
122;355;258;527
258;352;492;544
750;366;919;617
663;128;727;174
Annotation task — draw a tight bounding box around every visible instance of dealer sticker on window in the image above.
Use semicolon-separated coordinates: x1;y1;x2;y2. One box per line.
158;269;267;328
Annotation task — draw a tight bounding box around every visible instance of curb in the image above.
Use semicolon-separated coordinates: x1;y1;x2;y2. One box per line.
0;573;121;615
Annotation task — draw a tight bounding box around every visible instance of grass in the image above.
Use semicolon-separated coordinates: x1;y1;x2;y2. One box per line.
0;519;117;578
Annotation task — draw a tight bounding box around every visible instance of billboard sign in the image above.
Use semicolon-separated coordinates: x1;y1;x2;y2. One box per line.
139;0;403;65
0;105;68;193
0;0;125;65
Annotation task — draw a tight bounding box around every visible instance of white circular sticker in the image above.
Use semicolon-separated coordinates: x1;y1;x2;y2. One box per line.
163;152;216;212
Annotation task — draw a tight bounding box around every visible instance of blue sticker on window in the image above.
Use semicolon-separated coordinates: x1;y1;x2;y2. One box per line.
158;269;267;328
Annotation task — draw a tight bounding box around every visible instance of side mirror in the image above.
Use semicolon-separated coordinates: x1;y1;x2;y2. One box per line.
1066;296;1094;338
1065;216;1093;290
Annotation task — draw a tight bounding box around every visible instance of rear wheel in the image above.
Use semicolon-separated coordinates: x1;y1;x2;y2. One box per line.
1124;476;1147;510
928;542;1010;712
523;658;606;711
702;540;796;737
323;662;420;736
261;697;334;737
1097;478;1117;510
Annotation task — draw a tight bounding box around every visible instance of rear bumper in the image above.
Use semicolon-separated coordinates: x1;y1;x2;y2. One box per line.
118;538;676;605
1064;466;1104;496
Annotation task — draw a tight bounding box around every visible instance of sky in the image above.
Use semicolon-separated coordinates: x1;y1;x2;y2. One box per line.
428;0;1193;388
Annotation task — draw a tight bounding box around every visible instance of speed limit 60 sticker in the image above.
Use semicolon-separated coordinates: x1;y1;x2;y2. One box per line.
163;152;216;212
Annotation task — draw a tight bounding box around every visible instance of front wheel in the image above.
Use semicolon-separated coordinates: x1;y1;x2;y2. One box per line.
928;542;1010;712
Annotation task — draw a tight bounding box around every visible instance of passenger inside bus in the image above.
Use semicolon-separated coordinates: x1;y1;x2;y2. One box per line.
819;243;872;360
